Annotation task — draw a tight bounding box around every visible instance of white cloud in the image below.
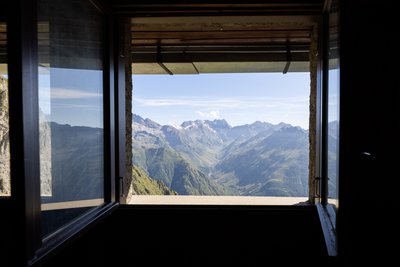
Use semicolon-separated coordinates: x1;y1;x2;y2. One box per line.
134;96;308;109
134;97;240;108
196;110;221;120
51;103;102;110
51;88;102;99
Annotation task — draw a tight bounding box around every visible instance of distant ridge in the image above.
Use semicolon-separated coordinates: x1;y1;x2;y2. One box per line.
132;114;322;197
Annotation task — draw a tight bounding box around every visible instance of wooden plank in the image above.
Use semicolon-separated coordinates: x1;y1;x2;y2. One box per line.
132;24;313;32
131;62;167;74
132;30;311;39
132;37;310;46
112;2;323;16
132;45;310;52
104;0;324;15
131;51;309;62
164;63;198;74
117;9;322;17
130;15;317;25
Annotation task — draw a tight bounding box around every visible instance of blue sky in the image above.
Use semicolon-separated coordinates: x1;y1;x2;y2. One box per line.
328;69;339;123
38;70;314;129
133;72;310;129
39;67;103;128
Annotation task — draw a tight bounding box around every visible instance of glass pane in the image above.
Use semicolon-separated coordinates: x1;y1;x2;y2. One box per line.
0;20;10;197
38;0;104;237
327;0;339;207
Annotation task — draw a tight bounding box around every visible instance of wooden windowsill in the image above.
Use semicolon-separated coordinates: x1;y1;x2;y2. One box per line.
129;195;308;206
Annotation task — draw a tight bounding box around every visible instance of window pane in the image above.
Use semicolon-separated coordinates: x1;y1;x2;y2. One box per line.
327;1;339;206
0;20;10;197
38;0;104;237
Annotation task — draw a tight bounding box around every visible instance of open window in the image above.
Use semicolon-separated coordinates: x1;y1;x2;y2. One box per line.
127;15;319;205
316;0;340;257
1;1;342;265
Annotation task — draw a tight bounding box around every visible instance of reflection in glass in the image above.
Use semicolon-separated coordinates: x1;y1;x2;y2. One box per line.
38;0;104;236
327;1;339;206
0;21;10;197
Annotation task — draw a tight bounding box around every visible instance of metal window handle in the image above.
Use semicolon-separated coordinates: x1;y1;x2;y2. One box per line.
360;152;376;161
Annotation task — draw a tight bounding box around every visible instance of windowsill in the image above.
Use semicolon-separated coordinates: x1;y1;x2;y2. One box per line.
129;195;308;206
41;198;104;211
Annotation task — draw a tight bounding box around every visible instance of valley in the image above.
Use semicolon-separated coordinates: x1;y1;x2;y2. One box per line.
132;115;318;197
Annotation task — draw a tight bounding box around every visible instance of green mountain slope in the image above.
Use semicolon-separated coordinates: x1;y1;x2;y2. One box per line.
133;116;233;195
132;165;177;195
133;115;313;197
215;126;309;196
142;147;231;195
49;123;104;201
162;123;222;172
171;159;233;195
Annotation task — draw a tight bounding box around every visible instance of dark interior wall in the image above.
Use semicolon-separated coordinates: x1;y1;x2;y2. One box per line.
4;1;398;266
338;0;398;265
41;1;399;265
41;205;331;267
0;203;13;266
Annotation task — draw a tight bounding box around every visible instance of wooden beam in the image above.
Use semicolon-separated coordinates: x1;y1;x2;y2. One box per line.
132;45;310;52
131;51;309;63
132;30;311;40
132;38;310;46
130;15;317;25
100;0;324;15
132;24;313;32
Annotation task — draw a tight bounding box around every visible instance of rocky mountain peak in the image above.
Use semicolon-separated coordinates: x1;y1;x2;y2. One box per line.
133;114;161;129
205;119;231;129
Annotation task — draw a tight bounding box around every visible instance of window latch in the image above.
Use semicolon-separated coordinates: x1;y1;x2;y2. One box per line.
119;176;124;197
314;176;321;200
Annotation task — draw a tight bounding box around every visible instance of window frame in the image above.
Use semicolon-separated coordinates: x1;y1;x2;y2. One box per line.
3;0;340;264
4;0;121;265
127;12;316;204
0;4;14;266
315;0;340;257
0;11;10;199
7;0;42;263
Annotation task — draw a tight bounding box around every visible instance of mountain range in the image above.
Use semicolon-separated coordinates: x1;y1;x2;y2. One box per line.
43;122;104;202
3;113;337;200
132;114;324;197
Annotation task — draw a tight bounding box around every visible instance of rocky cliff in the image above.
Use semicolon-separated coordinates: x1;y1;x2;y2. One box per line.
39;114;52;196
0;76;10;196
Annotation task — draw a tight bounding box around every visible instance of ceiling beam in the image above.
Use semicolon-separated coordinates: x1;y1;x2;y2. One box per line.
132;30;311;40
132;38;310;46
100;0;324;16
131;51;309;63
130;15;317;26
